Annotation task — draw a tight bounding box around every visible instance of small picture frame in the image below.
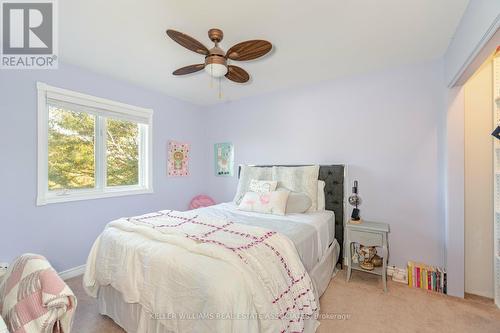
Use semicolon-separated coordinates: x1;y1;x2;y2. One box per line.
214;143;234;177
167;141;190;177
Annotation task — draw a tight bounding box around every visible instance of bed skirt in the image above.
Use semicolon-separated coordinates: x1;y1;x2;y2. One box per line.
97;240;340;333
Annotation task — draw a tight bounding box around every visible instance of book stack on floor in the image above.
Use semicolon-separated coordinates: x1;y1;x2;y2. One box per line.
407;261;447;294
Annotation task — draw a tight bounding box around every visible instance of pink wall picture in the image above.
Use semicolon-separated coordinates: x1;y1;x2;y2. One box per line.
168;141;190;176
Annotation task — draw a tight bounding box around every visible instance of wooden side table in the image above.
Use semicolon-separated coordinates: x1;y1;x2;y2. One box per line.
345;220;390;291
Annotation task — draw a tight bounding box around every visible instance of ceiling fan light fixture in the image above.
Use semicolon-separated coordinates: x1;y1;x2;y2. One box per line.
205;54;228;77
205;63;227;77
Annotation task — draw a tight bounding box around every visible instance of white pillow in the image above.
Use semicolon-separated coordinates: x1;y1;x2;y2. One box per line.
249;179;278;193
285;191;312;214
234;166;273;204
317;180;326;211
272;165;320;211
238;190;290;216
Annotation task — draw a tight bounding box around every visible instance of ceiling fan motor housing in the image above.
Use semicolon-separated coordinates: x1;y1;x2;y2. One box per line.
208;28;223;43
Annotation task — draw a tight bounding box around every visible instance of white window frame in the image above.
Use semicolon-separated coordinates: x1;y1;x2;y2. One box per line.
37;82;153;205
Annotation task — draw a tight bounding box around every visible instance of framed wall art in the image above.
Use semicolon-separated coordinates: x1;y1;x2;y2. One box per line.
214;142;234;177
168;141;190;177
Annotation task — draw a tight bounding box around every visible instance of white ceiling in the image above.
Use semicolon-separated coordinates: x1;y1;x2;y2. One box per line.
60;0;469;106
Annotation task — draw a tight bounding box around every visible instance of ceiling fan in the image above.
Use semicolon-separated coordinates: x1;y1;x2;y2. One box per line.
166;28;272;83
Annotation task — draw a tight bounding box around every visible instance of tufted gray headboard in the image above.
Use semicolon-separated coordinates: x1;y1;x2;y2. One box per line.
237;164;346;267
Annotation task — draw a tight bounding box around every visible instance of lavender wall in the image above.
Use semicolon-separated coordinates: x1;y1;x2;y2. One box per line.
0;59;448;274
0;63;205;272
202;60;447;269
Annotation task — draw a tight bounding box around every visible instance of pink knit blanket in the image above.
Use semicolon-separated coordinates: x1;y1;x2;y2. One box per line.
0;254;76;333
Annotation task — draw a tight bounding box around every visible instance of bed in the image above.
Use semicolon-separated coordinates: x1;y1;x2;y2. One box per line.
83;165;346;333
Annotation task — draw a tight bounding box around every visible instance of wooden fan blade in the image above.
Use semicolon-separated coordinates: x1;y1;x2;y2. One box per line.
226;40;272;61
173;64;205;75
225;65;249;83
166;29;209;55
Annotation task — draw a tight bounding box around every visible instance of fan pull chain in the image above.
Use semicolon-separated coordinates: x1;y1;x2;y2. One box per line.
210;65;214;88
218;77;222;99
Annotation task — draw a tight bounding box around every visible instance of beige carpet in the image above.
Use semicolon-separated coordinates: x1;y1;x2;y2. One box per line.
66;270;500;333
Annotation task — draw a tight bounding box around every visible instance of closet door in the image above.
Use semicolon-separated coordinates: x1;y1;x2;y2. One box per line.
494;55;500;308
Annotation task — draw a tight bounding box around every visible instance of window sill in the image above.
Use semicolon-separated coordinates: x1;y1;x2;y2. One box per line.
36;187;154;206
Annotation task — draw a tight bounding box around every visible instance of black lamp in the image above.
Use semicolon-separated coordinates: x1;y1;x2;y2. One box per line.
348;180;362;224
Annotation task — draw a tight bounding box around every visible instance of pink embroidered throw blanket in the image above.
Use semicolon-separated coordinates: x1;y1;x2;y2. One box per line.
84;210;319;333
0;254;76;333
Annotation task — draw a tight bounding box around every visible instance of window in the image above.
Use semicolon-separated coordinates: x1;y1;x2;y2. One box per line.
37;82;153;205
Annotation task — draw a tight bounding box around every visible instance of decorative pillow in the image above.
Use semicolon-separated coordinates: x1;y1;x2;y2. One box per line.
234;166;273;204
238;190;290;216
317;180;326;211
284;191;312;214
272;165;320;211
249;179;278;193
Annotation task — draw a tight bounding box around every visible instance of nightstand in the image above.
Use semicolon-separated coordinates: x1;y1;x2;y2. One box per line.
345;220;390;291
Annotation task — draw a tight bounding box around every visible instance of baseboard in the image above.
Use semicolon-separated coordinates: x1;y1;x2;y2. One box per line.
58;264;85;280
464;292;494;305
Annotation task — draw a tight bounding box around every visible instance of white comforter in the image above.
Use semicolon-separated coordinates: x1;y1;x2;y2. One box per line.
195;203;334;272
84;210;319;333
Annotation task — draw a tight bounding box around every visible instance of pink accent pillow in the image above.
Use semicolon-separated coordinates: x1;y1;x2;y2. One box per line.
238;190;290;216
189;195;216;209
